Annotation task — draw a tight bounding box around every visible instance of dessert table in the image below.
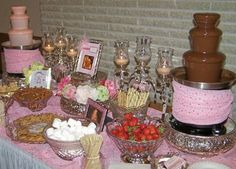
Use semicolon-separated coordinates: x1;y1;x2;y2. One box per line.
0;96;236;169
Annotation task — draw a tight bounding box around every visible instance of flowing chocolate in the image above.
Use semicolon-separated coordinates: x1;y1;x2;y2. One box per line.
184;13;225;82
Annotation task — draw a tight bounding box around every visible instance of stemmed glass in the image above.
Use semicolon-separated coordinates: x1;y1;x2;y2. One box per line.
52;27;69;82
66;35;78;72
156;47;174;114
130;36;155;92
114;40;130;90
42;32;55;67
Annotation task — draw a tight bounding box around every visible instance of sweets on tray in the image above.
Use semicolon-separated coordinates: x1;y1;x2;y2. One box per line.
13;87;53;111
117;88;149;109
0;82;19;94
12;113;59;143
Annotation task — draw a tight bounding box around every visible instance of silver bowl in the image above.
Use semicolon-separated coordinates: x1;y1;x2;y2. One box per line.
106;117;166;163
165;114;236;157
43;118;95;160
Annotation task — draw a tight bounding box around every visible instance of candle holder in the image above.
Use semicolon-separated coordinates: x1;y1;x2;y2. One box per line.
114;40;130;90
129;36;155;92
66;36;79;72
156;47;174;113
52;27;70;82
42;32;56;67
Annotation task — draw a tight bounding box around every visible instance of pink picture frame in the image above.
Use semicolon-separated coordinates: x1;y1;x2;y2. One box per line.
76;40;103;76
85;98;108;132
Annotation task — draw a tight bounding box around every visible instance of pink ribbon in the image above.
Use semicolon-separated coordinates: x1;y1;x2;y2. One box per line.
4;48;45;73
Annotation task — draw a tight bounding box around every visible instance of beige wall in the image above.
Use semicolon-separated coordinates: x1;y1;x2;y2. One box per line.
0;0;42;36
39;0;236;119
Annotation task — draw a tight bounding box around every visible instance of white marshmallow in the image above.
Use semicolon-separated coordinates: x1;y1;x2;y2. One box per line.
75;132;84;140
75;124;82;132
61;130;75;141
75;120;82;127
88;122;96;129
46;127;55;137
51;129;63;140
48;118;97;141
60;120;68;129
52;118;62;129
68;118;77;127
81;127;89;135
86;127;96;135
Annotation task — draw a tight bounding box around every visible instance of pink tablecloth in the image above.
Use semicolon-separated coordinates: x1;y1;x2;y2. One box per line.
1;96;236;169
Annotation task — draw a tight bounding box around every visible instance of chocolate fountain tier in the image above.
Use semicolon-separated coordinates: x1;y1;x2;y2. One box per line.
183;51;225;83
171;67;236;90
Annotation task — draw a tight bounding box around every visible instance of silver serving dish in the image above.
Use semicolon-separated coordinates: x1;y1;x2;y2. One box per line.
71;71;108;85
165;114;236;157
1;39;42;50
171;67;236;90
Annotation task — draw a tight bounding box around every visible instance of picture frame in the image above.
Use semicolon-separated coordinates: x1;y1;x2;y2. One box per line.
29;68;51;89
76;39;103;77
85;98;108;133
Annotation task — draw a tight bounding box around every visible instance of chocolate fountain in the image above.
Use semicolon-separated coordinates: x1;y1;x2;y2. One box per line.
184;13;225;83
165;13;236;156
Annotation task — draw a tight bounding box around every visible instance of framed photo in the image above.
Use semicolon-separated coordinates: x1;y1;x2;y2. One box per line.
85;98;108;133
76;39;103;77
29;68;51;89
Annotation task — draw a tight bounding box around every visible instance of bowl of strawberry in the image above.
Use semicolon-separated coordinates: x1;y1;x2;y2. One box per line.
106;113;166;164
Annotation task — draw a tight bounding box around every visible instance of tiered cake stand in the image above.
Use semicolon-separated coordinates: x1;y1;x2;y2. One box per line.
165;67;236;156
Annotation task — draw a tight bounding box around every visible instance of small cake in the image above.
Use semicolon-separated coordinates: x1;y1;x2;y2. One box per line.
8;6;33;46
172;80;234;125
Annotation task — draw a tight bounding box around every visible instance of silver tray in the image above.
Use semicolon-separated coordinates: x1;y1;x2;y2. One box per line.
171;67;236;90
165;114;236;157
1;39;42;50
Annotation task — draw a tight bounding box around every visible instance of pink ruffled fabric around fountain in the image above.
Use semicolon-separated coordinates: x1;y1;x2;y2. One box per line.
4;48;45;73
172;80;234;125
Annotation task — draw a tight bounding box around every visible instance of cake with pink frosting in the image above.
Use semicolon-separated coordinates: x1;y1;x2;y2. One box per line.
8;6;33;46
172;80;234;125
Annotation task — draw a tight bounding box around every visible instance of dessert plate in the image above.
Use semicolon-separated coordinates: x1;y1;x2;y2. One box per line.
188;161;231;169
